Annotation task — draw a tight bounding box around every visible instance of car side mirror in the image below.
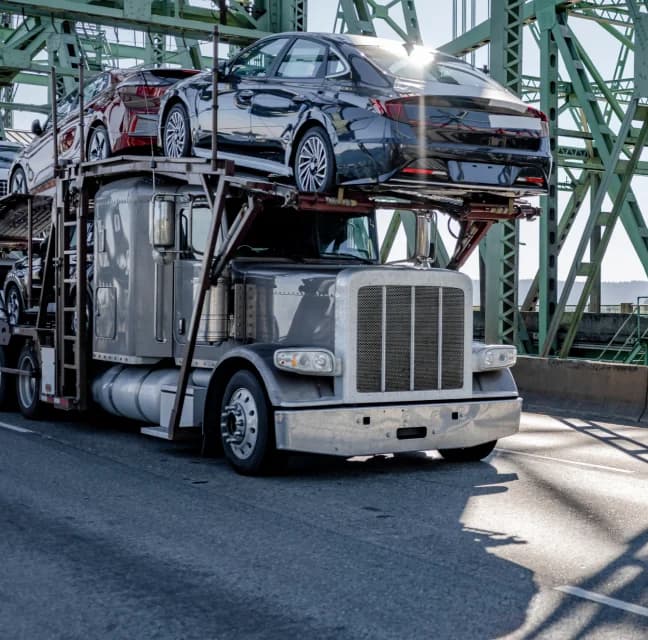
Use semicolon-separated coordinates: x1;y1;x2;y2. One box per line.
31;119;43;136
217;60;229;79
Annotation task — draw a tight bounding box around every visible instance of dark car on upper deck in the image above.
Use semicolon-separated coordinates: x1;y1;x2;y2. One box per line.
158;32;551;206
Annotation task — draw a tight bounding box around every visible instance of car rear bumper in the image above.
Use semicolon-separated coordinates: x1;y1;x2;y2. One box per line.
274;397;521;457
335;124;551;199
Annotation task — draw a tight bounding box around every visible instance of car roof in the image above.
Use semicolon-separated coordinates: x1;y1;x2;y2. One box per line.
270;32;445;55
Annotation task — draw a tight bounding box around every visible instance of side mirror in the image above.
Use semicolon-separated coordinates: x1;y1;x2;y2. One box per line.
217;59;229;79
31;119;43;136
149;197;175;249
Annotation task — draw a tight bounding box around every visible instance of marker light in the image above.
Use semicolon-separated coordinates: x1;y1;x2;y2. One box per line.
274;349;339;376
472;343;517;372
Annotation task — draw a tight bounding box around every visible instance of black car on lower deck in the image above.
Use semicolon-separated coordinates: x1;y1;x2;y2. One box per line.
159;33;551;205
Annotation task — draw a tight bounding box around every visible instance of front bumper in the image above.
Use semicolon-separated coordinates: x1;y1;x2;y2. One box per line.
274;397;521;457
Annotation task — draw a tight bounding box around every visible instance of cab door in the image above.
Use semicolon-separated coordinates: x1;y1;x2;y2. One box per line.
173;202;215;353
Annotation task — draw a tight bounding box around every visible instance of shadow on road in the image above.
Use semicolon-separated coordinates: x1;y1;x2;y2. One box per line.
557;417;648;465
523;526;648;639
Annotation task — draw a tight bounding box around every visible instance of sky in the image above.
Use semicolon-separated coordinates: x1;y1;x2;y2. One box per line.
10;1;648;288
306;1;648;289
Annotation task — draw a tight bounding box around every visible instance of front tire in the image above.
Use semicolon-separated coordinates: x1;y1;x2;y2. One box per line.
10;166;27;194
16;341;42;419
163;104;192;158
219;370;277;475
294;126;335;193
438;440;497;462
87;124;112;162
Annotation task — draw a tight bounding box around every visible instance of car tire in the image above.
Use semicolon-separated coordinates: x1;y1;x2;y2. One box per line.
438;440;497;462
16;341;42;419
4;283;24;327
219;370;279;475
87;124;112;162
10;166;28;194
294;126;336;193
163;103;192;158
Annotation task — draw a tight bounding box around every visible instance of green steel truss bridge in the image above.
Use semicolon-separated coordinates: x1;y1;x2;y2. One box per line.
1;0;647;359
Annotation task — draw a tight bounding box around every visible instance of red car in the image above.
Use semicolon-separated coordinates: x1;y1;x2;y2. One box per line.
9;68;198;194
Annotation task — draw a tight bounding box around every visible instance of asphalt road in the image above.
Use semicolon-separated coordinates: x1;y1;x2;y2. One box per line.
0;408;647;640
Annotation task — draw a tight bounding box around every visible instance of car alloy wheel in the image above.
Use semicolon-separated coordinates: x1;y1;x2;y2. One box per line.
5;284;23;326
10;167;27;194
295;127;334;193
164;105;190;158
88;125;111;162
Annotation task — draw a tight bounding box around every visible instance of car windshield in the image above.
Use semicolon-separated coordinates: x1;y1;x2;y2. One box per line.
0;146;18;168
356;43;499;88
234;208;379;262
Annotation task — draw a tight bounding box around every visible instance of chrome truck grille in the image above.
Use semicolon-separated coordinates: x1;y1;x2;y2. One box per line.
0;180;7;197
356;285;464;393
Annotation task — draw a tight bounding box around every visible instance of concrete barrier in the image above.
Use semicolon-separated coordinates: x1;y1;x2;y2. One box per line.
512;356;648;422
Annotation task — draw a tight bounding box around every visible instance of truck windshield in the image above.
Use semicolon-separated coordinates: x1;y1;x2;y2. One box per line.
233;207;379;262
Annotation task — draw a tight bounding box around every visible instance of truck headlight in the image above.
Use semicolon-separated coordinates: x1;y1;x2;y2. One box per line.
274;349;339;376
472;343;517;371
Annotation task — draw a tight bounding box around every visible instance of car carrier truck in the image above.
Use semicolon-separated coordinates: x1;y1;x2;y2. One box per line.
0;152;536;474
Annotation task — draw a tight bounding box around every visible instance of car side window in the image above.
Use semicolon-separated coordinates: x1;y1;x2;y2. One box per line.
229;38;289;78
276;39;327;79
56;89;80;120
349;55;391;88
83;73;110;103
326;50;347;77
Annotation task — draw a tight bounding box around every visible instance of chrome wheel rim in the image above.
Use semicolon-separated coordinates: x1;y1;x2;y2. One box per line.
6;287;21;325
220;387;259;461
297;135;328;192
165;110;187;157
11;171;26;194
88;128;109;161
18;352;37;410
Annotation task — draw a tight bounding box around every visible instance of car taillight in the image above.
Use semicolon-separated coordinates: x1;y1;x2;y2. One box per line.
118;84;167;108
516;176;545;186
370;98;409;123
526;106;548;122
402;167;436;176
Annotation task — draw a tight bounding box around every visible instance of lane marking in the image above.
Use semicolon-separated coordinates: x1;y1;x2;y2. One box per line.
556;585;648;617
0;420;34;434
495;448;634;474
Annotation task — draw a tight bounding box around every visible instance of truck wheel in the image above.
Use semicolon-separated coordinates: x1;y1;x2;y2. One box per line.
219;370;277;475
438;440;497;462
16;342;42;419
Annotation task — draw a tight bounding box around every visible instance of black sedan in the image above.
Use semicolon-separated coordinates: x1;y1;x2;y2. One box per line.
159;33;551;204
